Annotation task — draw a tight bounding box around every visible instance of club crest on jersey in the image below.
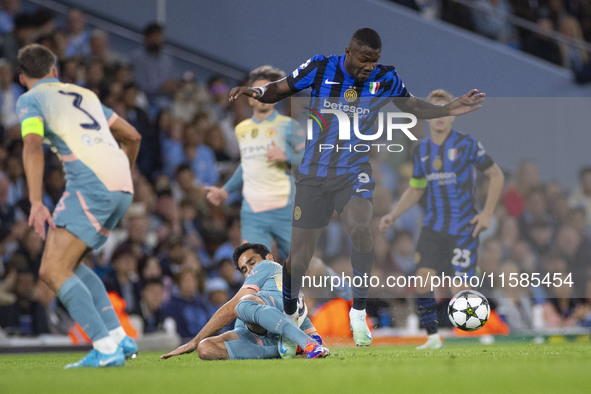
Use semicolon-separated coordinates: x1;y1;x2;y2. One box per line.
251;128;259;138
447;149;458;161
433;156;443;171
266;128;277;137
294;206;302;220
344;88;357;102
369;82;380;95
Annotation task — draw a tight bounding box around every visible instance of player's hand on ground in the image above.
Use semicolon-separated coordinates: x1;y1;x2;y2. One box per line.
446;89;485;116
229;86;260;102
160;341;198;359
470;212;491;237
205;186;228;206
28;201;56;240
378;213;395;232
267;141;286;163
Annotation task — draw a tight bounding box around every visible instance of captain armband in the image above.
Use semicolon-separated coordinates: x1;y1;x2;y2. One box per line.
21;117;44;138
409;177;427;189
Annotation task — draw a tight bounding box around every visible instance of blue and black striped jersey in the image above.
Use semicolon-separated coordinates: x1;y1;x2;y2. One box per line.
411;130;495;236
286;54;410;178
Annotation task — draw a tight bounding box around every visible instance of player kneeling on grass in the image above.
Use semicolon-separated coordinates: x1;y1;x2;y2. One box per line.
161;243;329;360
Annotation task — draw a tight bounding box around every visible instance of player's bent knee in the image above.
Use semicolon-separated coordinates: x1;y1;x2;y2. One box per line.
197;339;225;361
237;294;264;305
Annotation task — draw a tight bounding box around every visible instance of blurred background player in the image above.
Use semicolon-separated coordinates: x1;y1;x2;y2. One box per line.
205;65;304;258
17;44;142;367
379;89;504;349
229;28;485;346
161;243;328;360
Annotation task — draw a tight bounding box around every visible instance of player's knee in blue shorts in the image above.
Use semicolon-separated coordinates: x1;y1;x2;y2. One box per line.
416;227;479;278
224;291;283;360
53;182;132;250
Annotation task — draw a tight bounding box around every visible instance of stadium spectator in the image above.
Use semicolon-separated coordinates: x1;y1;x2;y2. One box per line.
64;9;90;57
0;58;22;134
471;0;517;44
163;269;212;340
88;29;126;71
132;277;168;333
0;12;36;70
0;0;20;34
129;22;179;107
569;167;591;226
522;17;562;65
102;247;142;314
183;117;219;187
0;270;50;335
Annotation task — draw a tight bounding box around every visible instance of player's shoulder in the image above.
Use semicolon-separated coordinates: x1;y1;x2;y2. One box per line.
236;117;254;130
246;260;281;279
373;64;400;81
452;130;478;146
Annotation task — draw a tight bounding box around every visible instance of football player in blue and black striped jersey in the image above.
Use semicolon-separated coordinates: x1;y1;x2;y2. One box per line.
230;28;486;346
379;89;504;349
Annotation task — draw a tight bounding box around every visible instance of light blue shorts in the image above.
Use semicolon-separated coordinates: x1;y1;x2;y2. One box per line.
52;183;132;250
241;201;292;258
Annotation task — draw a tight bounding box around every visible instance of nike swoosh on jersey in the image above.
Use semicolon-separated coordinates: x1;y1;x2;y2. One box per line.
99;356;119;366
356;188;370;193
421;156;430;162
324;79;340;85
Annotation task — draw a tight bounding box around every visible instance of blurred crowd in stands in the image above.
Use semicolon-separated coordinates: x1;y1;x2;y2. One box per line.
0;2;589;344
391;0;591;83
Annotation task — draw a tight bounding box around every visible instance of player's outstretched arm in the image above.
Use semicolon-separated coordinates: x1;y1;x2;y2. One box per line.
379;186;425;232
470;163;504;237
394;89;485;119
110;117;142;168
160;286;256;359
22;134;55;240
229;78;293;104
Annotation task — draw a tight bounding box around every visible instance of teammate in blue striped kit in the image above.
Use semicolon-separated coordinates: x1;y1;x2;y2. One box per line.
230;28;485;346
380;89;504;349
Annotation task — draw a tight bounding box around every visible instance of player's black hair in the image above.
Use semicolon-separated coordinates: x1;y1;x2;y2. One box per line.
232;243;271;270
143;22;162;36
350;27;382;50
18;44;56;79
248;65;285;85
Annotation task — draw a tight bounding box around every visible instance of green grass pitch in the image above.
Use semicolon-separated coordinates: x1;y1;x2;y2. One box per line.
1;343;589;394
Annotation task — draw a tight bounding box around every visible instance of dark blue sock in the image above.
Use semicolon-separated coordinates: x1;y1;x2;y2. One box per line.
416;293;439;335
351;249;374;310
282;263;298;315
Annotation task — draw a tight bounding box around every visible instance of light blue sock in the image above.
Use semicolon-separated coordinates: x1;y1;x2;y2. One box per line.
75;264;121;331
236;300;313;350
225;340;279;360
56;276;110;341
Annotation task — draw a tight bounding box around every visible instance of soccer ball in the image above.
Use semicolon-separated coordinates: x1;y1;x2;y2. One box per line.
447;290;490;331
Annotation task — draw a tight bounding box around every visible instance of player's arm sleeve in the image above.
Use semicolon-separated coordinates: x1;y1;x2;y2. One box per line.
102;104;119;126
223;164;243;193
17;95;44;138
409;145;427;189
285;54;326;92
242;262;272;291
388;68;411;98
470;139;495;172
285;119;305;167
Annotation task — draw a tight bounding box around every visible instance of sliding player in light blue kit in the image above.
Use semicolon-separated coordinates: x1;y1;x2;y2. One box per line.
18;44;142;368
161;243;329;360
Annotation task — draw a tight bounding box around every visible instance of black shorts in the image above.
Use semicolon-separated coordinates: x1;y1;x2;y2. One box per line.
292;167;375;229
415;227;479;277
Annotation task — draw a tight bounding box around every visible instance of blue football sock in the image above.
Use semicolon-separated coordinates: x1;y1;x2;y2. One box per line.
236;299;313;350
75;264;121;331
56;276;110;341
416;294;439;335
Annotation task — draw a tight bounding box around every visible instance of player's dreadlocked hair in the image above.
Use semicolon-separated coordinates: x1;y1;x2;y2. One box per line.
248;65;286;86
350;28;382;50
232;243;271;270
427;89;454;104
18;44;56;79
